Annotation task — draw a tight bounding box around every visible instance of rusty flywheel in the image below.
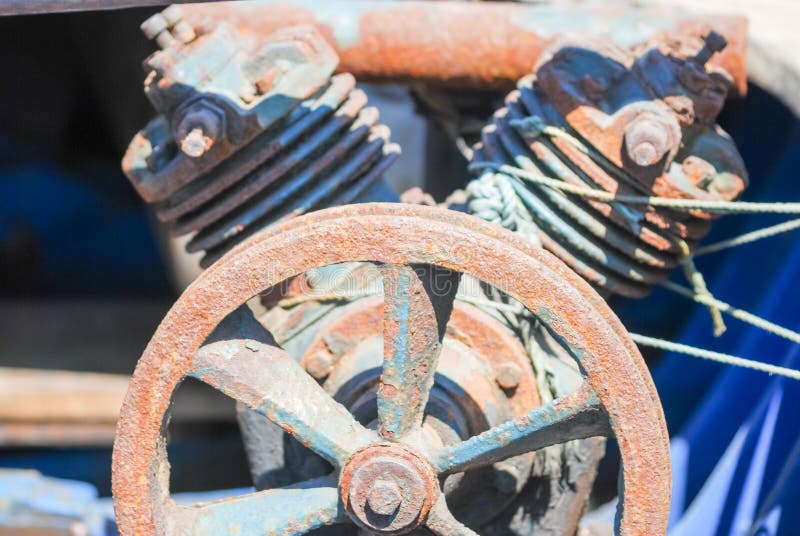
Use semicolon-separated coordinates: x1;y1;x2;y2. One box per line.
112;203;670;535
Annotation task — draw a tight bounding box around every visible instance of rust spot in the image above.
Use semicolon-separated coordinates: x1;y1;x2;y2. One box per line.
180;3;747;92
112;204;669;535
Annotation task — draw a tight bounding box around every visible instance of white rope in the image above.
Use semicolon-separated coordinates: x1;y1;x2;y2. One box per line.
694;218;800;256
466;172;541;247
630;333;800;381
461;293;800;382
661;281;800;346
677;239;726;336
469;162;800;215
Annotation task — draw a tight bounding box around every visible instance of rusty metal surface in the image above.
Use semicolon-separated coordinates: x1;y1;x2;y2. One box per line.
281;294;542;528
470;31;748;297
178;1;747;96
191;305;378;467
122;15;399;266
112;203;670;535
377;264;460;441
435;381;610;474
340;443;437;533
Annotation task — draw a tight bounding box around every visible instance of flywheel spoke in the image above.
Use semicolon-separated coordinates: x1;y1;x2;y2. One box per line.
424;494;480;536
190;305;377;467
378;263;461;440
434;381;611;474
177;475;345;535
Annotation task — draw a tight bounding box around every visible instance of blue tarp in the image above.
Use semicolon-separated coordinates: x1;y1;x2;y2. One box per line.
652;95;800;535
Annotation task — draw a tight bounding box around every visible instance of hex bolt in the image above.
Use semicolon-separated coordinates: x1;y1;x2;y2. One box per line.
624;116;672;167
160;5;184;26
180;128;212;158
495;362;522;390
694;31;727;65
140;12;178;49
171;20;197;45
366;479;403;516
176;105;224;159
304;351;333;380
140;13;168;40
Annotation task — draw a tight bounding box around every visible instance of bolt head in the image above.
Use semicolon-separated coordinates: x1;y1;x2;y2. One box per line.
366;479;402;516
161;5;184;26
495;362;522;390
341;444;436;533
180;128;212;158
624;116;673;167
174;101;226;158
703;31;727;55
630;141;658;167
140;13;168;40
305;351;333;380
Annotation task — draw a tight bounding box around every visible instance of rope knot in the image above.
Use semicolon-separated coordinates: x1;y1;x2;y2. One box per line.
467;172;541;246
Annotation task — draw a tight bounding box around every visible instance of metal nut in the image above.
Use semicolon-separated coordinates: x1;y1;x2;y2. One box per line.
175;101;225;158
366;479;402;516
180;128;212;158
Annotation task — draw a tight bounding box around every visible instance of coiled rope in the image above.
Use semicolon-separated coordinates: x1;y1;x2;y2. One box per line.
470;161;800;215
467;159;800;381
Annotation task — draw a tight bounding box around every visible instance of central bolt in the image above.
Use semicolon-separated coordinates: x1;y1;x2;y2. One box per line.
366;479;402;516
340;444;437;533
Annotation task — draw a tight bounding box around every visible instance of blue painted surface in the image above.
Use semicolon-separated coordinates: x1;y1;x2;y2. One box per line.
378;266;412;439
0;470;108;536
188;478;342;535
436;388;600;473
663;230;800;535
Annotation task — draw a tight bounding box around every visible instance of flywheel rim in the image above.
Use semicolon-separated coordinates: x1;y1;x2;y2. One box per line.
112;202;670;535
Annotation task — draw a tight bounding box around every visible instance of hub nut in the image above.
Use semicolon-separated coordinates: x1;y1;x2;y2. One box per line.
366;479;403;516
341;444;437;534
